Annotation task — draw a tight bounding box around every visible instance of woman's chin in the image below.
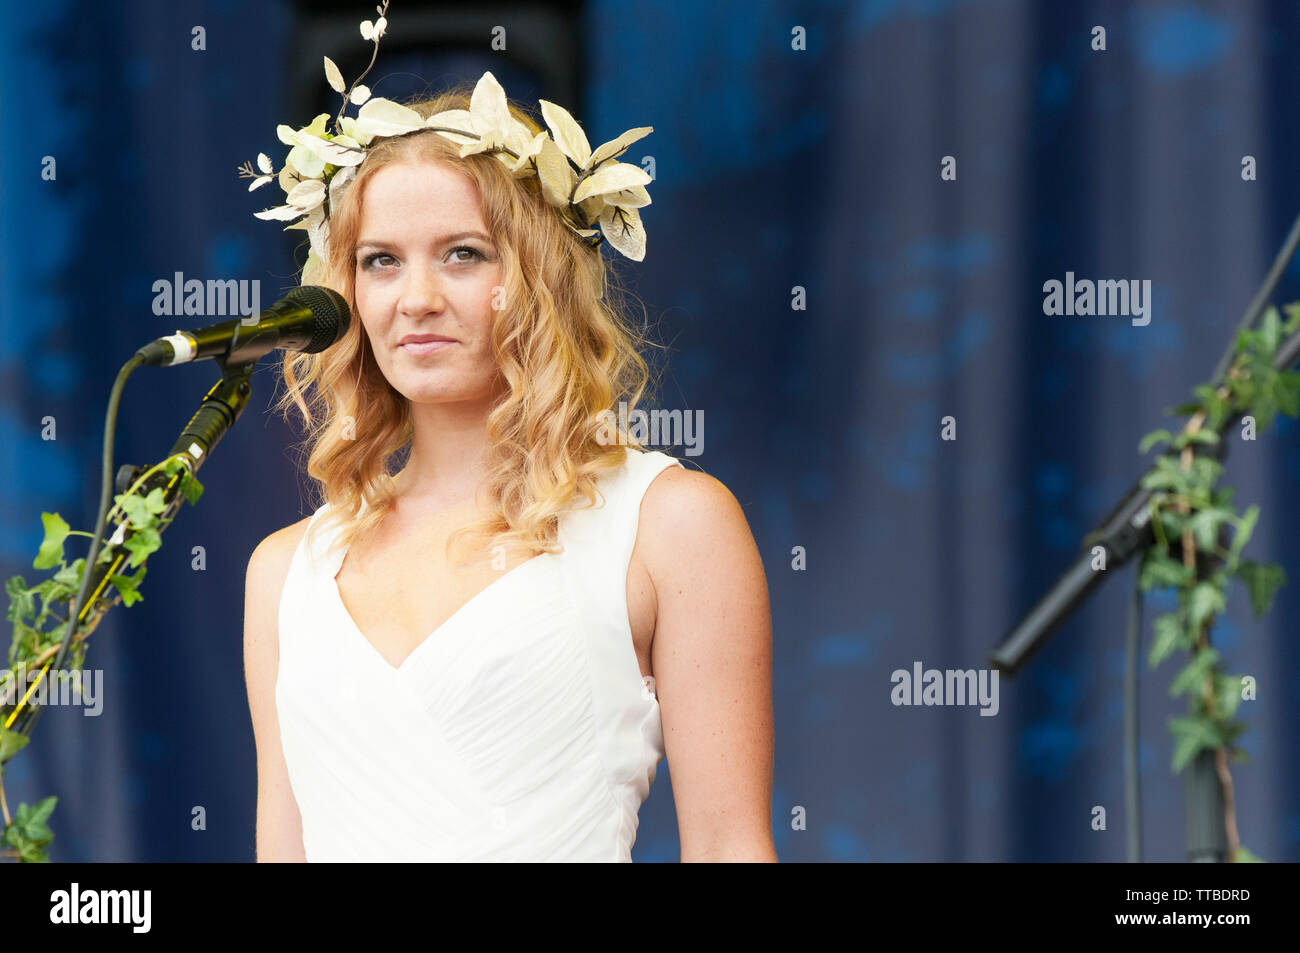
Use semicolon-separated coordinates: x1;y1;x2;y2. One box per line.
398;384;489;406
400;386;454;404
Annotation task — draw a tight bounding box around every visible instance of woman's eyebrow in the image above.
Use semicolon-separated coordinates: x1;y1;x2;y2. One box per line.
356;231;492;250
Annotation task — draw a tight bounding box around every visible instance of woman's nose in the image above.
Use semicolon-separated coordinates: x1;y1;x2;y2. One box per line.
397;261;446;315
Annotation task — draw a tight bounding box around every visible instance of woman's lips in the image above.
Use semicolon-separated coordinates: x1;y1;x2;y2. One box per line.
400;340;454;356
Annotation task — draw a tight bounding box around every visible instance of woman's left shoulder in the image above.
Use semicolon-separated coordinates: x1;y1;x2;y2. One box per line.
635;456;757;558
632;456;769;650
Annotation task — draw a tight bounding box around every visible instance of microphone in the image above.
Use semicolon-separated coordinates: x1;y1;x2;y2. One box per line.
136;285;350;367
990;318;1300;675
989;481;1161;675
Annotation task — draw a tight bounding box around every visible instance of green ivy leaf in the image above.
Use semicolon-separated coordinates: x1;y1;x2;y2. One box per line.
1192;385;1230;431
1229;505;1259;566
0;725;31;761
4;796;57;861
180;471;204;505
1230;372;1257;410
115;493;153;528
1168;715;1223;773
1259;306;1282;357
1236;561;1286;617
6;575;33;624
1157;509;1186;540
30;577;69;627
26;795;57;827
122;527;162;569
1249;364;1281;432
9;621;41;667
1148;612;1184;668
51;558;83;591
1170;648;1219;698
1173;430;1220;451
33;513;71;570
1188;506;1234;551
20;843;49;863
162;458;205;505
1139;429;1173;454
1187;581;1226;630
31;577;64;600
1216;673;1245;718
108;564;147;607
1140;457;1189;494
1186;456;1223;490
1139;551;1194;592
1267;367;1300;419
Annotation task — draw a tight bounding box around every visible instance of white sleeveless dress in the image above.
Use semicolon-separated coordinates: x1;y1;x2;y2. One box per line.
275;446;684;861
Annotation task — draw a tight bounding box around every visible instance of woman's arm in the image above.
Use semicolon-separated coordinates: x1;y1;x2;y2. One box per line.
243;518;312;862
639;466;778;862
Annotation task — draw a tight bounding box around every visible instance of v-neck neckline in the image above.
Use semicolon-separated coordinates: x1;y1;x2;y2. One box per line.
329;539;548;674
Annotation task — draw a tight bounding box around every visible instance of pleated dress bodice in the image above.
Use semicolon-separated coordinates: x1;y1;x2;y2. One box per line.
274;447;684;861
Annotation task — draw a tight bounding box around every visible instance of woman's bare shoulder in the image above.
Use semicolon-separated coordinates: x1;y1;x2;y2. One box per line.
641;465;746;529
247;514;316;580
636;464;757;569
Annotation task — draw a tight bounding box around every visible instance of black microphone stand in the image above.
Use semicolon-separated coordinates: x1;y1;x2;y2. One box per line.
8;284;348;748
6;358;256;741
991;210;1300;863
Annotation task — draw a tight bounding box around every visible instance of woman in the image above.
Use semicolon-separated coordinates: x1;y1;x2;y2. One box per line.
241;78;776;861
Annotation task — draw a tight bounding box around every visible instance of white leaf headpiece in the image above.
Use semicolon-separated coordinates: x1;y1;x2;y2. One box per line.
237;1;653;284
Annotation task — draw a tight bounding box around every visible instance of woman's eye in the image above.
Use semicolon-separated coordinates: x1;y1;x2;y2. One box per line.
359;247;486;270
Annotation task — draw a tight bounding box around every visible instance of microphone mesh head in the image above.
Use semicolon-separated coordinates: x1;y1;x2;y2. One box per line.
284;285;351;353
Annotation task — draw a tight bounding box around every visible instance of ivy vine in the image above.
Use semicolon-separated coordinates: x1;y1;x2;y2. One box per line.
1136;301;1300;864
1;455;203;861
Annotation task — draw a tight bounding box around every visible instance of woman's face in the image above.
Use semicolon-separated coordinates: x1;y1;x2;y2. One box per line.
352;159;505;406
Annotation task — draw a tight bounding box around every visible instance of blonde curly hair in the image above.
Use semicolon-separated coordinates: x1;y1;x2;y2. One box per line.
271;81;664;567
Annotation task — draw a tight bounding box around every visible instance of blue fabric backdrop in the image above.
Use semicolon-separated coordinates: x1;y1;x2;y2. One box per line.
2;0;1297;861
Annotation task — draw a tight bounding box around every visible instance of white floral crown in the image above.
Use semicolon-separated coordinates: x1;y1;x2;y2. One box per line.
238;3;653;285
